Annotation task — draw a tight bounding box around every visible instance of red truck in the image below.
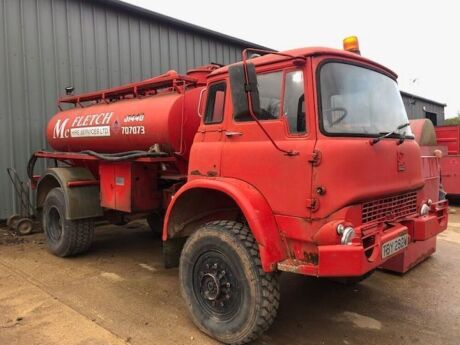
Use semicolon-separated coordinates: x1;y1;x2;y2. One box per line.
28;37;447;344
434;125;460;197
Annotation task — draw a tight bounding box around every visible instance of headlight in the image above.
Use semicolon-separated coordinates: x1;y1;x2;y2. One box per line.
337;224;356;245
420;203;430;216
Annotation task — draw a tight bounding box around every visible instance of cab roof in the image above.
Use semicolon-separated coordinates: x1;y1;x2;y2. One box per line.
209;47;398;79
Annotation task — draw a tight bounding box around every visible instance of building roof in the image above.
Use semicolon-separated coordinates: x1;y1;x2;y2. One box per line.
400;91;446;107
90;0;271;50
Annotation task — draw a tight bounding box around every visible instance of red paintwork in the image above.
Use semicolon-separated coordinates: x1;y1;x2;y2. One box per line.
48;89;200;158
99;162;160;213
35;46;447;277
210;47;398;79
435;125;460;154
318;223;408;276
33;150;176;164
418;146;445;201
377;121;449;274
175;51;445;275
380;236;437;274
30;151;176;191
46;67;218;175
67;180;100;188
163;178;285;271
378;199;447;273
440;155;460;195
432;125;460;196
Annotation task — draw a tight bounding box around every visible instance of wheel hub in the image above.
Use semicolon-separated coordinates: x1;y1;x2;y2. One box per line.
202;273;220;300
194;253;240;318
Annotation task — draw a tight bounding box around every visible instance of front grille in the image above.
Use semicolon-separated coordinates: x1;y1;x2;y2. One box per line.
362;191;418;224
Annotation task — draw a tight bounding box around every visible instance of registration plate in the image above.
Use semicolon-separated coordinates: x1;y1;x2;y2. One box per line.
381;234;409;259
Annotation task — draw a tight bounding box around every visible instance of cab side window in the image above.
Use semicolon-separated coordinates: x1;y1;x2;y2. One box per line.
258;72;283;120
234;71;283;122
204;82;226;124
283;70;306;134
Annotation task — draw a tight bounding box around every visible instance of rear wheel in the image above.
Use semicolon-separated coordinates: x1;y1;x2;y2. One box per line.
42;187;94;257
179;220;280;344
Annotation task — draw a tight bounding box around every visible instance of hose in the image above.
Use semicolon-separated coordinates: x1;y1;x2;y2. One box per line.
79;150;154;157
27;149;169;179
79;150;168;161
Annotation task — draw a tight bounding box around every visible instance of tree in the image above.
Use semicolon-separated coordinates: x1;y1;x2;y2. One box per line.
444;111;460;126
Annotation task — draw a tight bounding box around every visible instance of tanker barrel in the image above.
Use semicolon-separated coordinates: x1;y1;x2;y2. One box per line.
409;119;437;146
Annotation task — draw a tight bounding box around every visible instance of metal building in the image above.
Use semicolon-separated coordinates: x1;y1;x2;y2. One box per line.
0;0;448;220
0;0;265;219
401;91;446;126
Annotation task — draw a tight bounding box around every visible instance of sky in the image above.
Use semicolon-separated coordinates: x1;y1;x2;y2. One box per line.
124;0;459;117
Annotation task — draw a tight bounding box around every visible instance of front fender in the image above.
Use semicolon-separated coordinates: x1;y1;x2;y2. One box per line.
163;177;286;271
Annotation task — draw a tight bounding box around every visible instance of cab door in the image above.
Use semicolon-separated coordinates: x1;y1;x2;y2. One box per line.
220;63;316;218
189;82;227;177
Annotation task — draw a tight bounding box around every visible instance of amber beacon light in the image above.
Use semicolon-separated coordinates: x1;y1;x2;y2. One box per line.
343;36;361;55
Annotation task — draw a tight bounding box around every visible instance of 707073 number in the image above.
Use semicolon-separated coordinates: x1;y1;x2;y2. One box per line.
121;126;145;135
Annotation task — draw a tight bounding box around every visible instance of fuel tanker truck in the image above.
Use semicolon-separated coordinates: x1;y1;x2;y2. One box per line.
28;36;447;344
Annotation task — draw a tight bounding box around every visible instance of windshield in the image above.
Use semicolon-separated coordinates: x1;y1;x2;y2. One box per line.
319;62;413;137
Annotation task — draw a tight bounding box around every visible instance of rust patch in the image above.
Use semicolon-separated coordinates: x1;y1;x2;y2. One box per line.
303;252;319;265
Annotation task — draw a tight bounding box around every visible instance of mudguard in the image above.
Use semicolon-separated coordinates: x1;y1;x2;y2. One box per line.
37;167;103;220
163;177;286;271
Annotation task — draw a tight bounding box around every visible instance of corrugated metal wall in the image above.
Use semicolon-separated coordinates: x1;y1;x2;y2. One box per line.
0;0;248;219
402;94;445;125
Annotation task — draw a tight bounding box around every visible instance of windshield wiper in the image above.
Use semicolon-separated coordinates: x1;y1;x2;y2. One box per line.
370;122;410;146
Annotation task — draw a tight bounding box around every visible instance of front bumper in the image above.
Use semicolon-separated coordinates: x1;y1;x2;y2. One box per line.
317;223;408;277
278;200;448;277
318;200;448;277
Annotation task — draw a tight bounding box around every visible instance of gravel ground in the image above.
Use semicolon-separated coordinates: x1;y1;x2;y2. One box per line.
1;209;459;345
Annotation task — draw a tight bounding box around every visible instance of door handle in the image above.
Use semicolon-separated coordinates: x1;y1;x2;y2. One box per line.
225;131;243;137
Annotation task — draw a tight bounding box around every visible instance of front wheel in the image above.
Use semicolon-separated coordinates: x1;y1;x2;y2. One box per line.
179;220;280;344
42;187;94;257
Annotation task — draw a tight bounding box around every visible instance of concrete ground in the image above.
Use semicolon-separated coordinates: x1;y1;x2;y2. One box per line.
1;210;460;345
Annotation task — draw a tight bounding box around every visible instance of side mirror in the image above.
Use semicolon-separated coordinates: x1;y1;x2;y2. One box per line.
229;62;260;120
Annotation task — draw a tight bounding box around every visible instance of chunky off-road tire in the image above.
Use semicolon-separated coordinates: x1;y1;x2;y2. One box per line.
42;187;94;257
179;220;280;344
329;270;375;285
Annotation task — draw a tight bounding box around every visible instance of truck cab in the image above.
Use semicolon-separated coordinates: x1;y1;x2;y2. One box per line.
165;38;448;344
